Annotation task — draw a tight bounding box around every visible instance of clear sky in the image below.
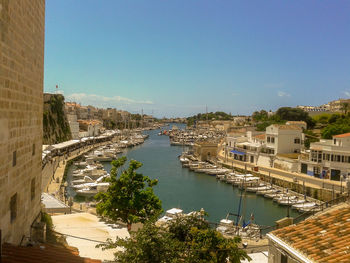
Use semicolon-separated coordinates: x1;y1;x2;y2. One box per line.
44;0;350;117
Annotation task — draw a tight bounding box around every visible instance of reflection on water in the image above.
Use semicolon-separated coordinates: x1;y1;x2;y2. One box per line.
101;124;299;226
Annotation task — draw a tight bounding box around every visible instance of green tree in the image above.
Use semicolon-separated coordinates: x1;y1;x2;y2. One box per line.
252;110;268;122
95;157;162;231
98;213;250;263
321;122;350;139
341;102;350;115
275;107;315;128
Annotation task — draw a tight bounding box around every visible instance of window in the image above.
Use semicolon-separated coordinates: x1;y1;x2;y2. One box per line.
294;138;300;144
12;151;16;167
10;193;17;223
281;253;288;263
267;137;270;143
31;178;35;200
32;143;35;156
271;137;275;143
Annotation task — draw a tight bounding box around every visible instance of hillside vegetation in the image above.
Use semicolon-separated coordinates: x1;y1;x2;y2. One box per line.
187;111;233;126
43;94;72;145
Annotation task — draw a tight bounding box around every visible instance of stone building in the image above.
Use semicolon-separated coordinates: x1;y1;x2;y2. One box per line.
67;113;80;139
194;141;218;161
0;0;45;244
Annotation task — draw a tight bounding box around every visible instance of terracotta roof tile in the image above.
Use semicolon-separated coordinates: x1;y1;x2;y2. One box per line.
333;132;350;138
253;134;266;140
1;243;102;263
270;205;350;263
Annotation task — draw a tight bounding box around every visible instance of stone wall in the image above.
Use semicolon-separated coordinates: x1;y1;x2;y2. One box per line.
43;94;72;144
0;0;45;244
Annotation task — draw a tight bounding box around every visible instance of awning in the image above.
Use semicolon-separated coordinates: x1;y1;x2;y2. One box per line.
231;150;246;155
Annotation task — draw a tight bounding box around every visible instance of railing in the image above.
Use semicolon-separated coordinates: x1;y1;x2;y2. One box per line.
293;194;349;224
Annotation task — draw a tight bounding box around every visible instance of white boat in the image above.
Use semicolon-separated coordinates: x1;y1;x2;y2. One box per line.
216;219;235;235
256;188;277;196
278;198;306;206
179;157;189;163
75;182;110;197
264;191;282;199
205;168;229;175
292;202;318;212
157;208;184;223
71;175;94;185
246;184;269;193
273;195;297;203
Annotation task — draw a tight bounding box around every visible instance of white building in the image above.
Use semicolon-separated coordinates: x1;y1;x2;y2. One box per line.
265;125;304;155
225;124;304;171
78;120;102;138
299;132;350;180
67;113;80;140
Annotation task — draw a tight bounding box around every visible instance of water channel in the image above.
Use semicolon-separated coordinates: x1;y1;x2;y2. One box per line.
102;124;299;227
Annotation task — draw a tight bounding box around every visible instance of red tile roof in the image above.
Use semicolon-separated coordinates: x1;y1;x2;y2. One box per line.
333;132;350;138
270;205;350;263
254;134;266;140
1;243;102;263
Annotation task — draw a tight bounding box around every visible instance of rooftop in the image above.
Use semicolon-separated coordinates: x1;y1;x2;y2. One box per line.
286;121;307;125
41;193;70;214
253;133;266;140
1;243;101;263
277;124;302;131
269;204;350;263
333;132;350;138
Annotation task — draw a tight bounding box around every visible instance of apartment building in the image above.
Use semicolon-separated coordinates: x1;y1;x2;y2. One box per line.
300;132;350;180
0;0;45;244
225;124;303;171
265;125;303;155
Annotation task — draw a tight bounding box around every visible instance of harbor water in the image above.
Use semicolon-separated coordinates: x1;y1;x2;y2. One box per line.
103;124;299;227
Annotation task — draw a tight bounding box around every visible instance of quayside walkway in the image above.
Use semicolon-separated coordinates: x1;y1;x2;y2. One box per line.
216;146;346;197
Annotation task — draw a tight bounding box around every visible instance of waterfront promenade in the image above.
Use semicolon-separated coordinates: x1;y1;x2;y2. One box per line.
217;144;346;198
43;142;107;195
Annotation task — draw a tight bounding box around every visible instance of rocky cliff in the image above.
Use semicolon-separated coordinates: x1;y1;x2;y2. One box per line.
43;94;72;145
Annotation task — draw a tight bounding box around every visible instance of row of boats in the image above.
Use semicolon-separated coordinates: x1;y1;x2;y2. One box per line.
179;154;322;213
67;133;149;197
157;208;260;239
70;159;110;197
169;128;225;146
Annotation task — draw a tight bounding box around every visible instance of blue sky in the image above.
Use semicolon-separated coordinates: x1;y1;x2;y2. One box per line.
44;1;350;117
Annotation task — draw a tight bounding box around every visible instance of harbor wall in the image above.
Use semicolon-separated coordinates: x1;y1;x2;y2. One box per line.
229;165;339;202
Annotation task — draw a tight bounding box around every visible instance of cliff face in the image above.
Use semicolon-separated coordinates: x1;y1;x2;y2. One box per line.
43;94;72;145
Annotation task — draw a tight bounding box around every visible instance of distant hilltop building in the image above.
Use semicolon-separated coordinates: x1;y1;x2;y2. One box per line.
296;104;330;112
297;98;350;115
0;0;45;244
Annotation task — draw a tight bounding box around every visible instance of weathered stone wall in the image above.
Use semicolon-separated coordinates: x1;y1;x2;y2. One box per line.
43;93;72;144
0;0;45;244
